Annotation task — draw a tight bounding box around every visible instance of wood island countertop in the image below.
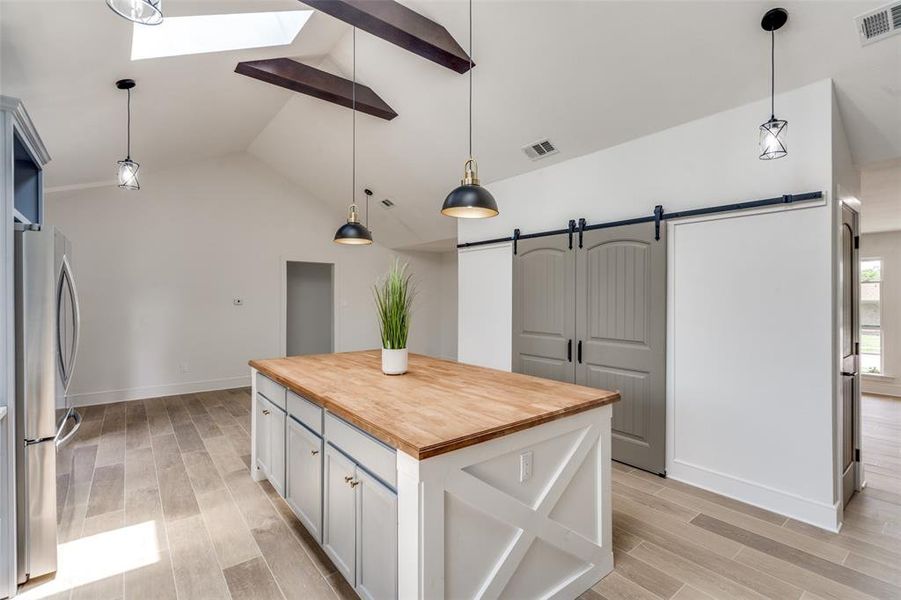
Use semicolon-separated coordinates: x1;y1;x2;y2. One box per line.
249;350;619;460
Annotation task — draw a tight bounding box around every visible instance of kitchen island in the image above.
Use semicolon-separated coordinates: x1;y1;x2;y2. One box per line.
249;351;619;600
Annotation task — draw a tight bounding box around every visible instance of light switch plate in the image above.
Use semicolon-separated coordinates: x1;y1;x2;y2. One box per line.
519;451;533;483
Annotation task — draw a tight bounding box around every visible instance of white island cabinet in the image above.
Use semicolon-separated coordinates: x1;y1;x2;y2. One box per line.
250;351;619;600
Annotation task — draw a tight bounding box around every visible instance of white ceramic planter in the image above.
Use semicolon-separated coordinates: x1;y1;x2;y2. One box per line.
381;348;408;375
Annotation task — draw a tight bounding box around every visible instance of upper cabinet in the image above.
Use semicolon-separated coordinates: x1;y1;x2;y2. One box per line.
1;96;50;226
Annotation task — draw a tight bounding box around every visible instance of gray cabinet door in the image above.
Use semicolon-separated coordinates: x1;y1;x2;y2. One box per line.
840;203;860;506
355;469;397;600
512;235;576;383
255;394;271;477
323;445;357;585
286;418;323;542
268;404;286;496
577;222;666;474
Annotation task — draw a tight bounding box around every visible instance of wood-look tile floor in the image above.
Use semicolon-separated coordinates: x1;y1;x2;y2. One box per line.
581;393;901;600
19;388;355;600
16;391;901;600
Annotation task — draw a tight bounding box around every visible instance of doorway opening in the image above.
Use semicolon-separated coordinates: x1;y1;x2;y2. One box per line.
285;262;334;356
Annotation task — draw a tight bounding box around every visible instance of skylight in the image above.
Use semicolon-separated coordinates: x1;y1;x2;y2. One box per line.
131;10;312;60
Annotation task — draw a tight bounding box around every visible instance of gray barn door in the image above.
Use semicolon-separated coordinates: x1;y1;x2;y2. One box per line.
577;223;667;475
840;203;861;507
512;236;575;383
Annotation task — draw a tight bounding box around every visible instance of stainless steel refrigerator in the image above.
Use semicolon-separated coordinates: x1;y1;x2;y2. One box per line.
14;223;81;584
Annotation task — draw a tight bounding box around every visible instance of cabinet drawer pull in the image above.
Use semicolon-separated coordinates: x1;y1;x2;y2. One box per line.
345;475;354;483
262;409;270;416
349;480;361;487
311;449;320;455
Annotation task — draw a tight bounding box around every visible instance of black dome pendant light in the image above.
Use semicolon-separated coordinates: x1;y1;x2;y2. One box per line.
334;27;373;245
115;79;141;190
441;0;498;219
759;8;788;160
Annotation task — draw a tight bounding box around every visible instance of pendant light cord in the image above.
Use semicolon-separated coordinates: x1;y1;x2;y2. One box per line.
468;0;473;159
126;87;132;160
352;27;357;216
770;29;775;120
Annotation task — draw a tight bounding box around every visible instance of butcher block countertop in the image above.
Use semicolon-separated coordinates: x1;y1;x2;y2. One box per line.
249;350;619;460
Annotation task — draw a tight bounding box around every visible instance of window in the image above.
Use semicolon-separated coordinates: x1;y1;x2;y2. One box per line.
131;10;312;61
860;258;882;374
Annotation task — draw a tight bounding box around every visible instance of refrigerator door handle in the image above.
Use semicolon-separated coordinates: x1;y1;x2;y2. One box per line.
54;408;81;449
57;254;80;394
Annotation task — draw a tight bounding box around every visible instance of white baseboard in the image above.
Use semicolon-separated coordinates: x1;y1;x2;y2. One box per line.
668;459;841;532
68;375;251;407
862;379;901;398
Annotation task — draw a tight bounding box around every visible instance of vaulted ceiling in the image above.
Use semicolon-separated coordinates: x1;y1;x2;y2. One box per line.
2;0;899;247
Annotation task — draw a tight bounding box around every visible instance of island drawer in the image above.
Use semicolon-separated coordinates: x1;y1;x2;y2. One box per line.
324;413;396;488
256;373;286;409
288;390;322;435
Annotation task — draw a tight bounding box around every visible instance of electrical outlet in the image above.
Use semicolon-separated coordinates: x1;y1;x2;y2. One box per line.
233;298;243;306
519;451;533;483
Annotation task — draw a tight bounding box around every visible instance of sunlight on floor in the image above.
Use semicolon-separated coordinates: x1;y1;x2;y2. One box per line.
18;521;160;599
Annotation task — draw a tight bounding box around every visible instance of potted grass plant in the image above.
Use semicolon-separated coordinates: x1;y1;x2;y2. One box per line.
373;260;415;375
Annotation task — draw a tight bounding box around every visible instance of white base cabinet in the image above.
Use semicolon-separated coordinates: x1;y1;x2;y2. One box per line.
255;393;286;496
356;468;398;600
286;418;323;542
323;445;358;584
323;445;398;599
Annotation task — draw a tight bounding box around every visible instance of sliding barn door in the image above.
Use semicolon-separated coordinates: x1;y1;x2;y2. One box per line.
512;236;575;383
577;223;667;475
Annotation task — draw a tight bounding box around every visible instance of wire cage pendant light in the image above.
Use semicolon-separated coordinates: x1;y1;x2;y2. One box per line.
759;8;788;160
106;0;163;25
334;28;373;245
115;79;141;190
441;0;498;219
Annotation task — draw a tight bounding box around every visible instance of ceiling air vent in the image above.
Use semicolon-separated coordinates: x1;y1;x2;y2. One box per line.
381;198;395;208
522;139;559;161
855;1;901;45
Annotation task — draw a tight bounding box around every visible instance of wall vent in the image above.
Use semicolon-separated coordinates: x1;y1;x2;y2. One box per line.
855;1;901;45
522;139;559;161
380;198;395;208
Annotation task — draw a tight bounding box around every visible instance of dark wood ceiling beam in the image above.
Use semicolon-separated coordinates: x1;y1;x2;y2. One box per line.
235;58;398;121
303;0;473;74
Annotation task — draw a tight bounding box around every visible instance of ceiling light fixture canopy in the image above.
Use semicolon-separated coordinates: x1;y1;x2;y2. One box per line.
107;0;163;26
334;28;373;246
115;79;140;190
759;8;788;160
441;0;498;219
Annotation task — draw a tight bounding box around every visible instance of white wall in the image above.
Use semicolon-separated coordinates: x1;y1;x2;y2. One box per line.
861;231;901;397
458;80;842;530
45;152;455;405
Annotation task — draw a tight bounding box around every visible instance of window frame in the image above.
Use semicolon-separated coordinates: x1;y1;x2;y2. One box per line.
860;256;884;376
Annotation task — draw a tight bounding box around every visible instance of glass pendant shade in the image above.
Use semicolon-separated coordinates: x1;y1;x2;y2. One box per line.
117;158;140;190
106;0;163;25
334;204;372;245
759;117;787;160
442;159;498;218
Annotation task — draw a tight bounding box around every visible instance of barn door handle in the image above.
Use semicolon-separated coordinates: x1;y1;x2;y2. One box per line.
567;339;572;362
577;341;583;364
